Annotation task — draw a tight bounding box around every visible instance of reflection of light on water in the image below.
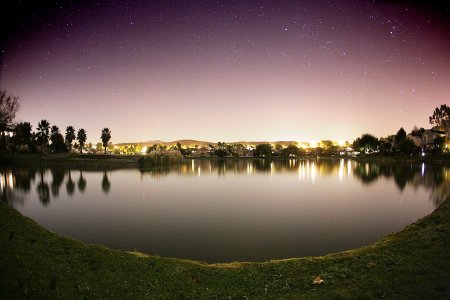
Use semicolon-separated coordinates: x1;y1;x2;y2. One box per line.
298;160;317;183
0;174;4;190
270;161;274;177
347;160;352;176
339;159;344;182
191;160;195;173
247;162;253;175
421;163;425;177
365;163;369;175
306;160;310;178
311;161;316;184
198;166;201;177
0;172;14;190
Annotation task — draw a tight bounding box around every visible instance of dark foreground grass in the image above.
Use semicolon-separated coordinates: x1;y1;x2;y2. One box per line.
0;199;449;299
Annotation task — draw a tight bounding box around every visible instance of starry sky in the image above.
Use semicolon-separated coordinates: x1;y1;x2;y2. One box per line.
1;0;449;144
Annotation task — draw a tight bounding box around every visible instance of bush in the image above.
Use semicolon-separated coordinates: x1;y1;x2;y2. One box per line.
138;150;182;167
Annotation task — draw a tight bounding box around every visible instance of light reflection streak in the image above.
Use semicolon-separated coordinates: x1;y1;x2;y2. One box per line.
339;159;344;182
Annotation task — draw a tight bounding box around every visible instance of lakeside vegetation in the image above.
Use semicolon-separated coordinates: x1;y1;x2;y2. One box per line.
1;196;448;299
2;89;450;160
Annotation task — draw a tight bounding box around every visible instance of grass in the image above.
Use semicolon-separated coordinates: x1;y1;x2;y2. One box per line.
1;153;141;168
0;198;449;299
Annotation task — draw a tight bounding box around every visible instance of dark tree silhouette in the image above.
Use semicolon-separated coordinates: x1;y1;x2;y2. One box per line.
254;144;273;158
37;119;51;146
353;134;379;153
429;104;450;128
50;125;66;153
395;127;406;145
13;122;33;146
0;90;20;131
281;144;302;157
65;126;76;151
77;128;87;153
101;128;111;154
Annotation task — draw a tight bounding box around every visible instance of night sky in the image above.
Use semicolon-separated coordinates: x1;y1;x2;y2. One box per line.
1;0;449;144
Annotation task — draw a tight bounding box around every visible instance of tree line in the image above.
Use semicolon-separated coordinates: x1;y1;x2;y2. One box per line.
0;90;112;154
1;89;449;157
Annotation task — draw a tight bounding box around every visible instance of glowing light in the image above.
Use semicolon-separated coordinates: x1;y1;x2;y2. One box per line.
347;160;352;176
141;146;147;154
338;159;344;182
421;163;425;177
311;161;316;184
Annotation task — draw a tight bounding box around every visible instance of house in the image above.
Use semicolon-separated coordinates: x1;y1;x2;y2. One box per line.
406;134;422;147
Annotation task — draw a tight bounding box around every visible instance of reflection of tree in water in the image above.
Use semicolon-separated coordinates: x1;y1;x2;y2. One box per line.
77;170;86;192
252;159;271;172
13;169;36;193
393;167;415;192
51;169;65;197
352;162;450;207
36;169;50;206
139;166;171;180
102;171;111;194
66;170;75;196
353;163;380;185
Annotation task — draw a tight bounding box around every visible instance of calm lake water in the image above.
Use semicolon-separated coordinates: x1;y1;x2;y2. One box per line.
2;159;447;263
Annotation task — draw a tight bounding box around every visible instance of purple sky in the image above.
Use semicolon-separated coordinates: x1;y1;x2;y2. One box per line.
1;0;449;144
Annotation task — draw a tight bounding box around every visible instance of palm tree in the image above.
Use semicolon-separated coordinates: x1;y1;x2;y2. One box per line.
101;128;111;154
77;128;87;153
37;119;50;146
65;126;76;151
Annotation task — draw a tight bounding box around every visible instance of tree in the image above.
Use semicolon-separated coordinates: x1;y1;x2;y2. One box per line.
0;90;20;155
398;139;418;155
13;122;33;146
77;128;87;153
50;125;66;153
429;104;450;128
281;144;302;157
37;119;51;146
0;90;20;131
434;136;446;154
254;143;273;158
101;128;111;154
353;134;379;153
395;127;406;145
65;126;76;151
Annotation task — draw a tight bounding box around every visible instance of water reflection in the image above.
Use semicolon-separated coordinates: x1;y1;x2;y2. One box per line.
37;169;50;206
78;170;86;192
102;171;111;194
66;170;76;196
51;169;65;197
1;159;448;263
2;159;449;208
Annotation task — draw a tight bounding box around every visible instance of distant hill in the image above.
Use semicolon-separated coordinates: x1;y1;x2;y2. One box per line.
114;139;301;147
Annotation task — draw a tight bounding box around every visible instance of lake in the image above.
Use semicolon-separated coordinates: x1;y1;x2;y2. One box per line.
1;159;447;263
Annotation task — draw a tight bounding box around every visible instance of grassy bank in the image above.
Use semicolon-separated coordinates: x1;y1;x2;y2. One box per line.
1;153;140;168
0;199;449;299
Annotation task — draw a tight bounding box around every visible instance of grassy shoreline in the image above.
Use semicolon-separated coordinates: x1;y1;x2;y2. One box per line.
0;197;449;298
2;153;450;168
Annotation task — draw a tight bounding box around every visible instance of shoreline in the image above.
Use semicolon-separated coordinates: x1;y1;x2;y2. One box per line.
2;153;450;169
0;196;448;298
